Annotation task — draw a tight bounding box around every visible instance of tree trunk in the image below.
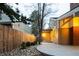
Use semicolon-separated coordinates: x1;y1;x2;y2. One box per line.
37;3;46;44
37;3;41;44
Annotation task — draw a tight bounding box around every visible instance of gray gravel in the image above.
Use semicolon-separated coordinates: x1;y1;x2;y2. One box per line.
0;46;43;56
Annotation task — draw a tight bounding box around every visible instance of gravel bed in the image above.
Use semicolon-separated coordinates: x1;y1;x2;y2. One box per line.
0;46;43;56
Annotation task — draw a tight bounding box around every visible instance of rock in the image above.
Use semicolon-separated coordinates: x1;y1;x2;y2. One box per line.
0;46;42;56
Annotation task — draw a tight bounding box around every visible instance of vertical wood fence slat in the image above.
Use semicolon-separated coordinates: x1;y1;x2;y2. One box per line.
4;26;8;52
0;25;36;53
0;25;4;53
14;30;18;49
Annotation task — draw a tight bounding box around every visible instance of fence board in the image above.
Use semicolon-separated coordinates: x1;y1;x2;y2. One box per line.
3;26;9;52
0;25;4;53
8;28;14;51
0;25;36;53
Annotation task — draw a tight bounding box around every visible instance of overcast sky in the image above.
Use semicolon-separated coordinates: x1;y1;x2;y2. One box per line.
8;3;70;29
8;3;70;18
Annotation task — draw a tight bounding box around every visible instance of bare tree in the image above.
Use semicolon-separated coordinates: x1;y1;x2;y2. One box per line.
37;3;51;44
30;3;53;44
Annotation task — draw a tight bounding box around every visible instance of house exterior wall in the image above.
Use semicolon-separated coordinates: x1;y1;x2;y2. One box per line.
42;18;59;43
50;28;58;44
0;13;11;22
58;11;79;45
42;31;51;42
0;12;12;27
49;18;59;43
49;18;59;28
12;22;32;34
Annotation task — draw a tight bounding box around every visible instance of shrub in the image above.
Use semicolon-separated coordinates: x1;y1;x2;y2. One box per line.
30;42;35;45
26;42;31;47
20;42;26;49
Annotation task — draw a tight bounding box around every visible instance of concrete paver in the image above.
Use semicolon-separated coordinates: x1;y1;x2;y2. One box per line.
37;42;79;56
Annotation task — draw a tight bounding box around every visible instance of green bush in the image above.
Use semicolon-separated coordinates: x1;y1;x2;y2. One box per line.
30;42;35;46
26;42;31;47
20;42;26;49
20;41;37;49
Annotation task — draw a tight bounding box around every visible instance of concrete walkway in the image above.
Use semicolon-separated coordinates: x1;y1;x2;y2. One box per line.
36;42;79;56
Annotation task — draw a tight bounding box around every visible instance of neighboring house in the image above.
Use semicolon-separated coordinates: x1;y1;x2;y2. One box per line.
49;17;59;43
12;22;32;34
49;17;59;29
0;11;32;34
0;11;12;27
41;18;59;43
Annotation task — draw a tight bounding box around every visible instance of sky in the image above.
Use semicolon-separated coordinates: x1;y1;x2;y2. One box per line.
8;3;70;18
8;3;70;29
43;3;70;29
8;3;37;17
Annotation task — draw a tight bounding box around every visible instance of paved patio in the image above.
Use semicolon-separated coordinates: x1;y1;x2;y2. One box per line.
36;42;79;56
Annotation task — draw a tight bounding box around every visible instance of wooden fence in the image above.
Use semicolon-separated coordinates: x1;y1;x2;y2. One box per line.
0;25;36;53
